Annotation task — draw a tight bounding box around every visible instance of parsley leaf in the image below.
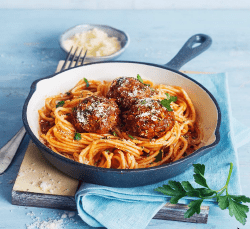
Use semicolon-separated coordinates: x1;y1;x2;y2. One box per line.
230;195;250;203
113;131;117;137
154;150;163;162
155;180;186;204
193;164;209;188
160;93;177;111
181;181;195;192
56;100;65;108
84;78;89;87
154;163;250;225
193;163;205;175
218;196;230;210
184;199;203;218
137;74;144;83
74;132;81;141
128;134;134;140
228;198;249;225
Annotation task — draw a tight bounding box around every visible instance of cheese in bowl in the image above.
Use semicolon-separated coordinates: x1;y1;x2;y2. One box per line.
60;24;130;62
63;28;121;57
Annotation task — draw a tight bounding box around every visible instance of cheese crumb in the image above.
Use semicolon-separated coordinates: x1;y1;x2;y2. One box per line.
61;213;67;219
39;182;51;191
68;212;75;218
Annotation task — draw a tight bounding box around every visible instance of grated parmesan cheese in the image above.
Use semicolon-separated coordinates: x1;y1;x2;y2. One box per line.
61;213;67;219
26;211;76;229
63;28;121;57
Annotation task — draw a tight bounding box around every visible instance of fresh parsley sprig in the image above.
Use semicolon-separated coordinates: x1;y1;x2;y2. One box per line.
160;93;177;111
154;163;250;225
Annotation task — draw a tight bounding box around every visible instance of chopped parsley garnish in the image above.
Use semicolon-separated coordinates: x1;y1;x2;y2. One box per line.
137;74;151;87
56;100;65;108
128;134;134;140
84;78;89;87
154;150;163;162
155;163;250;225
74;132;81;141
160;93;177;111
113;131;117;137
137;74;144;83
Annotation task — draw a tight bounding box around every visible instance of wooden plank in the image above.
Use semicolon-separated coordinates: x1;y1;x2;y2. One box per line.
12;190;76;211
153;203;209;224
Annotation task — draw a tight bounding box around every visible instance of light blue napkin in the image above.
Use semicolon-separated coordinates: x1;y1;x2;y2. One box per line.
75;73;250;229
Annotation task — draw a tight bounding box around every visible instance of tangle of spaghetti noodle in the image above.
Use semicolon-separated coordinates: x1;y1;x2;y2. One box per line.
39;77;202;169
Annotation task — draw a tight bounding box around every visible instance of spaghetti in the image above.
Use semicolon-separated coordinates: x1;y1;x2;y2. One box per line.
39;77;203;169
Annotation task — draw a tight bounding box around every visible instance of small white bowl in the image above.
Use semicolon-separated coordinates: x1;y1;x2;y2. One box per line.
59;24;130;62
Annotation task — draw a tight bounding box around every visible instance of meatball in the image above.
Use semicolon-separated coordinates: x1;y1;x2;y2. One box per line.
72;95;120;134
122;98;175;139
107;77;156;109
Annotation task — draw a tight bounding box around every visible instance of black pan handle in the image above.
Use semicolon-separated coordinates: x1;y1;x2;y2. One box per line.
164;34;212;71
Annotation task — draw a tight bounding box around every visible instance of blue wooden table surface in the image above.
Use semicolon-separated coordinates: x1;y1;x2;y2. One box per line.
0;9;250;229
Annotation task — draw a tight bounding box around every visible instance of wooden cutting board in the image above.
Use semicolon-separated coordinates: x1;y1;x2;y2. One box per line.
11;62;210;223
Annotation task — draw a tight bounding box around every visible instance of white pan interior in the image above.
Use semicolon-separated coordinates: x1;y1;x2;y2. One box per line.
27;62;218;147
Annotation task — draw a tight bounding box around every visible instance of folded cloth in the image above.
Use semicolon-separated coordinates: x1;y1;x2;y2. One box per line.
76;73;250;229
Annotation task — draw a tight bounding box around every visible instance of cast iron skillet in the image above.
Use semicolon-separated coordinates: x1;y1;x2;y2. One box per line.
23;34;221;187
